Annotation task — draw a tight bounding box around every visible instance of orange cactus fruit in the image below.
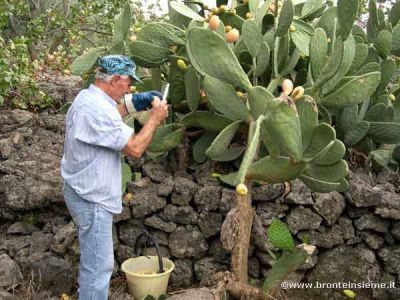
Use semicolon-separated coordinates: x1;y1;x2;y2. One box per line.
226;28;240;43
208;15;221;31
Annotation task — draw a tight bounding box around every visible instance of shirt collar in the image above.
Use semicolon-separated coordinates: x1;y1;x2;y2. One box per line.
88;84;118;107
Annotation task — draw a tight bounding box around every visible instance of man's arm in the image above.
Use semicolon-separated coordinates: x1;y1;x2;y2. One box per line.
121;100;168;158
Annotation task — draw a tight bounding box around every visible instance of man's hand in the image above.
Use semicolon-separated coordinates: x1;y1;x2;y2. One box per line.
149;100;168;124
123;90;163;113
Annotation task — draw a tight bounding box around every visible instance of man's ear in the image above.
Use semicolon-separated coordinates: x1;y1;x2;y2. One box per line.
110;75;120;86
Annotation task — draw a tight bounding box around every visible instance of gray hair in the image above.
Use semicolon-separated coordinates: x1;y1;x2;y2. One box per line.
95;69;130;83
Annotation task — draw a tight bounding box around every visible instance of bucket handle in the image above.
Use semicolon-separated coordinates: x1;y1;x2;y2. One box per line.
134;229;165;273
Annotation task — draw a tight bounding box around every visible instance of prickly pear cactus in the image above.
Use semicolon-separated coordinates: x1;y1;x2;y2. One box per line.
71;0;400;180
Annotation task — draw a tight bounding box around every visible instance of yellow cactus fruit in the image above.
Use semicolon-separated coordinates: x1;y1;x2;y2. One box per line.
212;7;220;14
177;59;187;70
236;183;248;196
236;91;244;98
243;0;249;4
289;25;296;32
245;12;253;19
204;16;210;22
292;86;305;101
282;79;294;95
63;69;71;76
225;25;233;33
134;27;141;33
389;93;396;101
219;5;227;12
208;15;221;31
60;294;70;300
130;86;137;93
226;28;240;43
211;173;221;178
129;35;137;42
327;38;331;43
343;290;356;299
125;193;133;201
169;45;178;53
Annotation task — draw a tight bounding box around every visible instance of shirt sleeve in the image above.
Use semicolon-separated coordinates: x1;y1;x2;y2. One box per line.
73;107;134;151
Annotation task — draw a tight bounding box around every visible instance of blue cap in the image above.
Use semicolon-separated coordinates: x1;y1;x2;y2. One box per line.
97;55;142;83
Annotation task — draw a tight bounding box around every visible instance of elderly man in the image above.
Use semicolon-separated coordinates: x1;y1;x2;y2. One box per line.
61;55;168;300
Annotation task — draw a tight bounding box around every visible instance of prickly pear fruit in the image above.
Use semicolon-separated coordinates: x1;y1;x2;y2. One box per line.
282;79;294;95
226;28;240;43
177;59;187;70
208;15;221;31
236;183;248;196
292;86;304;101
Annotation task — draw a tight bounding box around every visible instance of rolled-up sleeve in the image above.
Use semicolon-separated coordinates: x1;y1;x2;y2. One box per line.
74;108;134;151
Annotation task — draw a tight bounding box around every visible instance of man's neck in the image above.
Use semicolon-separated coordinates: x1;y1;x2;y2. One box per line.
94;80;119;103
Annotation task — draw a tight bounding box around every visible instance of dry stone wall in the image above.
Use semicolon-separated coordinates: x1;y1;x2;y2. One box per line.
0;109;400;300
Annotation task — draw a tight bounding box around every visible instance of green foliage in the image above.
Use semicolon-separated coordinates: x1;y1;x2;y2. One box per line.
267;219;295;252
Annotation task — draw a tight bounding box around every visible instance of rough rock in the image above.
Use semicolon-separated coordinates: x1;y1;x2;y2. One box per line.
0;254;23;288
50;221;76;255
337;217;356;241
252;183;285;202
219;188;236;214
194;257;227;281
208;238;230;264
374;189;400;219
113;206;131;223
118;219;144;248
169;258;194;288
285;179;314;205
313;192;345;225
256;201;289;226
391;221;400;241
198;212;222;238
25;252;74;294
115;244;135;264
157;176;174;196
129;184;166;218
194;186;222;212
297;225;343;249
346;177;382;207
141;161;171;183
359;231;385;250
171;177;198;206
159;204;198;225
248;257;260;278
145;215;177;233
169;225;208;258
286;207;322;234
143;246;170;258
30;231;53;253
251;214;275;252
354;214;389;233
377;246;400;275
308;245;381;299
7;221;39;235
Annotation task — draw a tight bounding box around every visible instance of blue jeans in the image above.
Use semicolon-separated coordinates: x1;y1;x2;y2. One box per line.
63;183;114;300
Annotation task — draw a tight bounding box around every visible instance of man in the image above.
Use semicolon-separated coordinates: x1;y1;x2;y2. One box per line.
61;55;168;300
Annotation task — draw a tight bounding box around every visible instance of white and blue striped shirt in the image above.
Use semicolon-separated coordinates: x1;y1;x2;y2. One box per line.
61;84;134;213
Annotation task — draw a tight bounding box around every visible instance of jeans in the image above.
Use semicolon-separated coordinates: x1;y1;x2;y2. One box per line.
63;183;114;300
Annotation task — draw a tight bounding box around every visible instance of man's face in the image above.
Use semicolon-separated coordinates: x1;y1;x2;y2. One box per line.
111;75;133;99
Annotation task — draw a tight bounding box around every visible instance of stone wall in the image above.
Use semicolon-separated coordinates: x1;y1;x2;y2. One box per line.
0;109;400;300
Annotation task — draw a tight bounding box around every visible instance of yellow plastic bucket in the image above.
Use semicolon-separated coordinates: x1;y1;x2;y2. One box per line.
121;256;175;300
